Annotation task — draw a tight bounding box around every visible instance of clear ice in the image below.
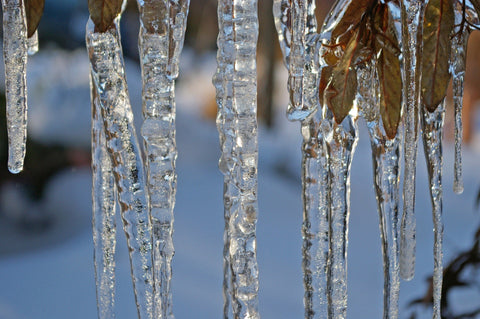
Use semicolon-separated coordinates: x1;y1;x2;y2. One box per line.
27;30;39;55
399;0;426;282
214;0;260;318
357;61;401;319
91;76;117;319
86;20;154;319
137;0;190;317
2;0;28;174
421;100;446;319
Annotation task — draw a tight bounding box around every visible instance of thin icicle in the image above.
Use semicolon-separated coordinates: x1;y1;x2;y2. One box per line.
86;20;154;319
2;0;28;174
399;0;426;281
91;76;117;319
214;0;260;317
323;109;358;319
450;2;471;194
358;62;401;319
137;1;189;317
301;118;329;319
421;100;446;319
27;30;39;55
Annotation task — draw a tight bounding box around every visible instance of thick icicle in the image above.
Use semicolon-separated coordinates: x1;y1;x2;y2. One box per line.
137;1;189;317
357;62;401;319
214;0;260;317
86;20;154;319
301;117;329;319
27;30;39;55
450;3;471;194
399;0;426;281
323;109;358;319
421;100;446;319
2;0;28;173
91;77;117;319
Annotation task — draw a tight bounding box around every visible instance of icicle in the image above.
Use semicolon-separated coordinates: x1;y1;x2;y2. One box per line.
399;0;426;281
421;100;446;319
91;76;117;319
2;0;28;174
450;2;471;194
137;1;189;317
27;30;39;55
214;0;260;317
86;20;154;319
323;109;359;319
300;117;329;319
272;0;291;65
358;61;401;319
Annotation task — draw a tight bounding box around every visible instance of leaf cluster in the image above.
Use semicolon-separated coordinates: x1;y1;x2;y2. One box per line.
320;0;402;139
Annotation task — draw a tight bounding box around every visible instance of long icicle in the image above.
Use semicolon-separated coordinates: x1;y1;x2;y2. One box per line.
324;109;359;319
214;0;260;317
91;75;117;319
213;0;234;315
137;1;189;317
2;0;28;173
358;61;401;319
86;19;154;319
421;101;446;319
399;0;426;281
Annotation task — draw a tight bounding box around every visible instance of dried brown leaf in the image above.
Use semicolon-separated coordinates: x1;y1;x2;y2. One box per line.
141;0;168;34
421;0;454;112
374;3;402;138
88;0;123;33
470;0;480;15
324;30;363;124
25;0;45;37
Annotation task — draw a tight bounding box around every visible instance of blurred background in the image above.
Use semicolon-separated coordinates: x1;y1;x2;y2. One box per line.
0;0;479;318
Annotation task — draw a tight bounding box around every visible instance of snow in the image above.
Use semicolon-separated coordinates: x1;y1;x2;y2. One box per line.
0;49;479;318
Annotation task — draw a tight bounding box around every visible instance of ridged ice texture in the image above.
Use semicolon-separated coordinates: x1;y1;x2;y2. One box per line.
357;62;401;319
86;20;154;319
91;78;117;319
450;3;471;195
27;30;39;55
2;0;28;174
323;109;358;319
213;0;260;318
301;118;329;319
137;1;189;318
399;0;426;282
421;100;445;319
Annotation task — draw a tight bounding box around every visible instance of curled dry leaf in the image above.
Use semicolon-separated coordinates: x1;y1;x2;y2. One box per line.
140;0;168;34
470;0;480;15
25;0;45;37
88;0;123;33
374;3;402;139
330;0;376;44
421;0;454;112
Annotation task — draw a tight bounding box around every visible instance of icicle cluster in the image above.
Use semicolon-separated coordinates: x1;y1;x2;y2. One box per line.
213;0;260;318
86;0;189;317
273;0;476;317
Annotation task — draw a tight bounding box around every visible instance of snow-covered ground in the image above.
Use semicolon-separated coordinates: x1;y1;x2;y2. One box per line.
0;48;479;318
